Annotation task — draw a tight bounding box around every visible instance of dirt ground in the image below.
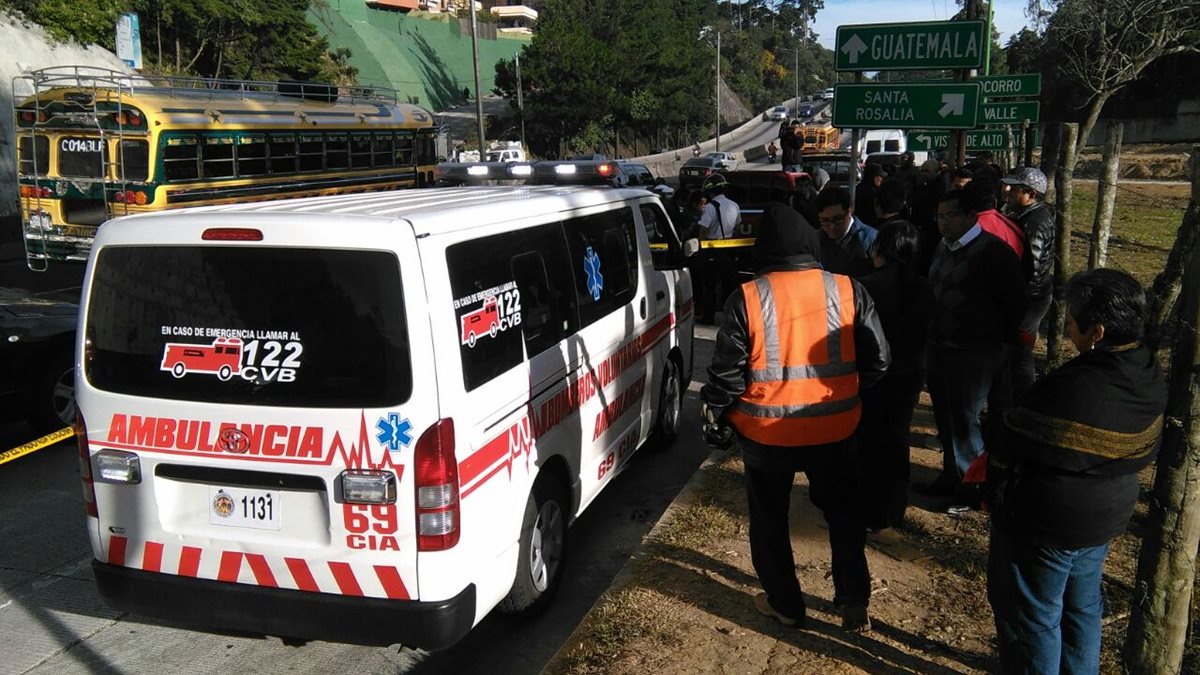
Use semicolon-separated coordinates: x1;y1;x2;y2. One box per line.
544;386;1198;675
1072;143;1194;181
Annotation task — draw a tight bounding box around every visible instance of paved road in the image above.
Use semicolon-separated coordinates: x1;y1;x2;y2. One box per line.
0;324;719;675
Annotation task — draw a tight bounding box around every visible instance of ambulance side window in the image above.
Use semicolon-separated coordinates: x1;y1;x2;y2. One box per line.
448;223;579;391
565;207;640;328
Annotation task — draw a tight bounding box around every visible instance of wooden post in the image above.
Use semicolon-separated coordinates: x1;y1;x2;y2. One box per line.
1023;122;1034;168
1046;122;1079;368
1145;146;1200;351
1123;146;1200;674
1089;121;1124;270
1042;123;1061;205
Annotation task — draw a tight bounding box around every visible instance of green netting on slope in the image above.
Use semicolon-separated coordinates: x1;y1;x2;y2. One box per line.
309;3;527;111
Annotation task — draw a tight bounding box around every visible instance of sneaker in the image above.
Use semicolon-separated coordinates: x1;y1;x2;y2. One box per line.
840;604;872;633
753;592;803;628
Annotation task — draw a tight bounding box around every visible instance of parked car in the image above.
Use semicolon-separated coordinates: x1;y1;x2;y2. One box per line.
705;152;739;172
615;160;674;199
0;287;78;433
799;151;854;190
762;105;789;122
678;156;725;190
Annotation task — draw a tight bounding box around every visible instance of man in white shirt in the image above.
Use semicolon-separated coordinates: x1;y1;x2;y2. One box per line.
695;173;743;323
698;174;742;239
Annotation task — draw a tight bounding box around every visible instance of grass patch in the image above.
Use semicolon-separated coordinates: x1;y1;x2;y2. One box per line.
652;499;739;551
556;587;679;674
1065;181;1189;285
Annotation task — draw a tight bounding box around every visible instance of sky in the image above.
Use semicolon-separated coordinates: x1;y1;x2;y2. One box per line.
811;0;1034;49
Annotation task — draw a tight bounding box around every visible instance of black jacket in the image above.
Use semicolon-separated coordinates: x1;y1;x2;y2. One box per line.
1010;200;1055;297
986;344;1167;549
859;259;933;376
701;257;891;422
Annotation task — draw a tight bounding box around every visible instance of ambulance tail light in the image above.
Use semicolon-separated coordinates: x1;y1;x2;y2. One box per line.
414;418;459;551
76;409;97;518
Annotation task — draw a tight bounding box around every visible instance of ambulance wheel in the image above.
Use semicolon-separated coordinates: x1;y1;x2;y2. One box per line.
217;365;232;381
649;356;682;449
172;362;186;378
500;478;567;615
489;323;498;338
467;332;477;348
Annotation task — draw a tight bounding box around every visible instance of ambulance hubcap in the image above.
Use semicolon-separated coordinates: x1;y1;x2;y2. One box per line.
663;361;681;432
530;499;564;592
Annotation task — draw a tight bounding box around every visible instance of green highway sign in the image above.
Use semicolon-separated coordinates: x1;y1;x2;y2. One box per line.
832;83;981;129
907;129;1030;152
835;20;986;71
979;100;1041;124
974;73;1042;98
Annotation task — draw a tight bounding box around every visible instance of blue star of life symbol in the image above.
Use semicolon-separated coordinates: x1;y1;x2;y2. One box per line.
584;246;604;302
375;413;413;452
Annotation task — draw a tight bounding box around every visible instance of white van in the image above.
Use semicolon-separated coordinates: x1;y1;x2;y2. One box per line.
75;186;695;649
484;142;527;163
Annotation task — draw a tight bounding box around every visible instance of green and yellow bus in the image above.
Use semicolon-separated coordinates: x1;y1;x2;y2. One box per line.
14;66;442;266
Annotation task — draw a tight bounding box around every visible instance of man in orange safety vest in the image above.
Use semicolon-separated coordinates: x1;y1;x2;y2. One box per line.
701;202;890;633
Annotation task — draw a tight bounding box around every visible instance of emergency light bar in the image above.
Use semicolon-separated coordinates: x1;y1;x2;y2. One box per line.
433;159;632;188
434;161;534;186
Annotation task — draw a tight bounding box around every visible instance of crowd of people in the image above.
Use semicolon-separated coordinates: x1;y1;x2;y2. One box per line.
695;152;1169;673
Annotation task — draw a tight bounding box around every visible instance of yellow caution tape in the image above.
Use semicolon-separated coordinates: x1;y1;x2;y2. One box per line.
701;238;755;249
649;238;756;252
0;426;75;466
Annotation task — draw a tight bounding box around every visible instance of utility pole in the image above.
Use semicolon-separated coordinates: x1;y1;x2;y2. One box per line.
469;0;486;154
794;48;799;117
515;52;526;153
715;30;721;153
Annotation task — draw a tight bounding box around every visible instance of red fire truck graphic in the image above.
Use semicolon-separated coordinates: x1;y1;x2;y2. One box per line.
460;296;500;348
161;337;243;381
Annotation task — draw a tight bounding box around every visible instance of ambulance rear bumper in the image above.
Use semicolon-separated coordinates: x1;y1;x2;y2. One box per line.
92;560;476;650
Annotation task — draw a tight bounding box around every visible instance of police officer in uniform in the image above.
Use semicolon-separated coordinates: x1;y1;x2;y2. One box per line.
695;174;742;323
701;203;890;632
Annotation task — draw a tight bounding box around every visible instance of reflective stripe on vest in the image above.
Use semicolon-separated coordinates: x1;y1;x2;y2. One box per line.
727;269;862;446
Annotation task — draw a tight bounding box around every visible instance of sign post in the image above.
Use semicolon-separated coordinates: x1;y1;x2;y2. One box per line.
832;82;981;130
115;13;142;70
906;129;1043;152
835;20;986;71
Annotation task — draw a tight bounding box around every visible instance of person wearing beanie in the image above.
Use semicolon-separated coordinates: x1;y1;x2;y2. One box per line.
701;202;891;634
855;164;886;228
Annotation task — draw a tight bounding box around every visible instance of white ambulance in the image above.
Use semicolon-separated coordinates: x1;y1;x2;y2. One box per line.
75;186;696;649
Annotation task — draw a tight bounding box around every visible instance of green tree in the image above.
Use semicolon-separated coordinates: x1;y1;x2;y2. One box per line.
1;0;126;46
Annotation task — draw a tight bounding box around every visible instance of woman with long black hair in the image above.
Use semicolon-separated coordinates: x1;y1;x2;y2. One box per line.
857;219;933;531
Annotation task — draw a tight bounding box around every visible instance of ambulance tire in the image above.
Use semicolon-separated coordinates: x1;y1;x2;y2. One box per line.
499;477;568;615
649;355;682;449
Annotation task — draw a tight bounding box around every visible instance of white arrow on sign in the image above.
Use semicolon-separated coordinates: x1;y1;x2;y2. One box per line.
938;93;965;117
916;134;933;148
841;34;868;64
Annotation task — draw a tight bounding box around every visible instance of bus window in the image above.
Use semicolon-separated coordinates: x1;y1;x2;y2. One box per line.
18;135;49;176
269;134;297;174
298;133;323;172
373;132;394;167
236;135;267;177
326;133;349;170
395;132;414;166
163;136;199;182
202;137;235;179
117;140;150;181
350;133;372;169
59;136;107;178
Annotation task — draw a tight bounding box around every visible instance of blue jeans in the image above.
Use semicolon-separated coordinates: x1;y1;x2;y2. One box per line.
988;527;1108;674
927;345;1011;478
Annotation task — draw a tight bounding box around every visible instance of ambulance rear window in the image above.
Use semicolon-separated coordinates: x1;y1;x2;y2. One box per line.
85;246;412;407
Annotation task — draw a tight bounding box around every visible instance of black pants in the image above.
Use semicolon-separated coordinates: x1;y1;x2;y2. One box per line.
695;253;738;323
741;437;871;619
1012;293;1053;401
857;370;924;529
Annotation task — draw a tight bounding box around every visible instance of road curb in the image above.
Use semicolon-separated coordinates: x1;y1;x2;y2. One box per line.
542;445;730;673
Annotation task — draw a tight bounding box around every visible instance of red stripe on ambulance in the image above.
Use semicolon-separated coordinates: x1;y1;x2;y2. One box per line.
374;566;411;600
108;536;127;565
142;541;164;572
328;561;364;596
285;558;320;592
218;551;242;582
245;554;278;587
458;311;677;498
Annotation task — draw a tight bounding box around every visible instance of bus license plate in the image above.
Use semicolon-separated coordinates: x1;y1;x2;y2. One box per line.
209;486;281;530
